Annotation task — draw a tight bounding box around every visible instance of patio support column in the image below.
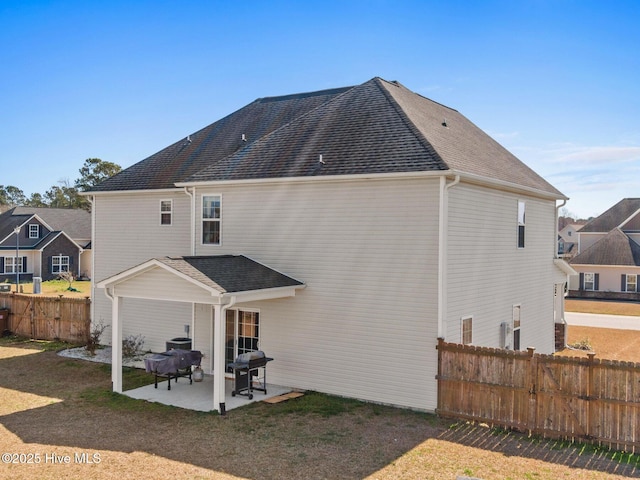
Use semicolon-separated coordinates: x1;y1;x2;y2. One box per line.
213;303;226;413
111;294;123;393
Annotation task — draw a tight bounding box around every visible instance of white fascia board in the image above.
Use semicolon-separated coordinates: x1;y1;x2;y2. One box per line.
175;170;448;188
449;170;568;201
80;187;183;197
554;258;578;276
96;258;221;297
36;230;83;252
619;208;640;229
28;214;55;233
570;264;640;269
228;284;306;303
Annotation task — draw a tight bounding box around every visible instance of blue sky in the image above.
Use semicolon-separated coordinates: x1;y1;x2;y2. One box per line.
1;0;638;219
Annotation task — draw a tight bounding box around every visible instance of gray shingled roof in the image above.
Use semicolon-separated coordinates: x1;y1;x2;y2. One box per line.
157;255;303;293
570;228;640;266
579;198;640;233
90;87;350;192
7;207;90;239
90;77;563;197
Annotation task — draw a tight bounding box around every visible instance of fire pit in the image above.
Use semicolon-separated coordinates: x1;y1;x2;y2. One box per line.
227;351;273;399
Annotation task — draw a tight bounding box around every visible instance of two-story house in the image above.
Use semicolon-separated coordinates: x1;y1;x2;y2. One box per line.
88;77;572;413
0;207;91;286
569;198;640;300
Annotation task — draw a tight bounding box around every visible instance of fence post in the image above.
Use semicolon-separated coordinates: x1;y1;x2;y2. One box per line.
527;347;538;436
29;297;35;339
587;352;596;441
436;338;444;414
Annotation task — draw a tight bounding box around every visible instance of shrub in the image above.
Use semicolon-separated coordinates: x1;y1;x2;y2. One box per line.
86;322;107;356
122;334;145;359
568;338;593;351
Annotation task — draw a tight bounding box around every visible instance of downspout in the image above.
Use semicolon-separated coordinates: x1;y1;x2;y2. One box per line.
214;294;237;415
183;187;197;347
88;195;96;329
437;175;460;340
183;187;195;256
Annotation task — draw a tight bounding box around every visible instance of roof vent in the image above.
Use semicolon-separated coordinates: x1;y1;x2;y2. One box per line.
319;154;325;165
241;133;247;142
441;119;448;127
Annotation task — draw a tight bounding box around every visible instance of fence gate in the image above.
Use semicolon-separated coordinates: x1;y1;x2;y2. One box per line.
0;293;90;343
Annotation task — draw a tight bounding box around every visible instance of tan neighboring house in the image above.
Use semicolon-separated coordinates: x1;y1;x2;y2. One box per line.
86;77;572;414
558;222;585;259
569;198;640;300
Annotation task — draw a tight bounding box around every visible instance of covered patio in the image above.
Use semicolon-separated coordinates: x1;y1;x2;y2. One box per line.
124;375;292;412
97;254;305;414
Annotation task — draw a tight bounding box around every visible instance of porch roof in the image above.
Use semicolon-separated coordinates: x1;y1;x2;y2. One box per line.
97;254;305;304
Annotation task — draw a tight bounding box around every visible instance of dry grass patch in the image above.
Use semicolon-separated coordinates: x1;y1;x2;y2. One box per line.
1;337;638;479
566;299;640;316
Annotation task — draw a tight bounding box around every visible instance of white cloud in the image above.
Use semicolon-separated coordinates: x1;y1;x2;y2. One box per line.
512;143;640;219
550;145;640;164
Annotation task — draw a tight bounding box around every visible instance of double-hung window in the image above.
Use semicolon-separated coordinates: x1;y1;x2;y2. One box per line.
29;224;39;238
517;200;526;248
160;200;172;225
4;257;24;274
52;255;70;274
202;195;221;245
624;274;638;293
583;273;597;291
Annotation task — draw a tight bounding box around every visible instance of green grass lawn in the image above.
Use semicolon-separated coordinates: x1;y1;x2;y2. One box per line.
8;279;91;297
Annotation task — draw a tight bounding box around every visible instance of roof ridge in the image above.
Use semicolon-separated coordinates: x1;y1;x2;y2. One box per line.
374;78;449;169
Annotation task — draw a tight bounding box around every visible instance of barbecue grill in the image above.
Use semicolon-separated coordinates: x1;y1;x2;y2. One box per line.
227;351;273;399
144;349;203;390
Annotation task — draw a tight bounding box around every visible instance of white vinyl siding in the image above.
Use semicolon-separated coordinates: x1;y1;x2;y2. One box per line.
160;200;172;225
194;177;440;410
446;183;556;355
201;194;221;245
461;316;473;345
92;192;192;341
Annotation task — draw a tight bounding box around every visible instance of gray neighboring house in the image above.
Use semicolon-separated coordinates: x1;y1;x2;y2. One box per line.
88;77;572;413
569;198;640;300
0;207;91;284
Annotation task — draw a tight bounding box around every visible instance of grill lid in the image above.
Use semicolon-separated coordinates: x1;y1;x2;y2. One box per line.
235;350;266;363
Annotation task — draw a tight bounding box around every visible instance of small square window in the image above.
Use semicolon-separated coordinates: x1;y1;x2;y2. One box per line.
29;224;39;238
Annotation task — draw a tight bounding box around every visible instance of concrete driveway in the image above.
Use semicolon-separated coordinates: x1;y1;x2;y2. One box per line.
565;312;640;330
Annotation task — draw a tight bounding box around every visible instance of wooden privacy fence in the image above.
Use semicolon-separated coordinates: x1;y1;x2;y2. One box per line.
437;338;640;453
0;293;90;344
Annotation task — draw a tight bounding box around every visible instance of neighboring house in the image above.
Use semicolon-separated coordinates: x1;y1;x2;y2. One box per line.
569;198;640;300
557;222;584;259
88;77;572;413
0;207;91;283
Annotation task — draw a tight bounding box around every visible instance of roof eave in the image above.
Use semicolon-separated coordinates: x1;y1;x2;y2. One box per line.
450;170;567;201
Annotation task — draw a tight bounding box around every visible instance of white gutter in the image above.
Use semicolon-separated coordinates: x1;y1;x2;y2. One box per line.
437;175;460;340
